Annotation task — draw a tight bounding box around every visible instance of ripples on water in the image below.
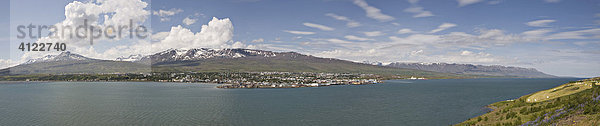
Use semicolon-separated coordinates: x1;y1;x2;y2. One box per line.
0;78;579;126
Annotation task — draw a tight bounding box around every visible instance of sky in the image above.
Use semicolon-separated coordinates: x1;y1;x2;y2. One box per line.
0;0;599;77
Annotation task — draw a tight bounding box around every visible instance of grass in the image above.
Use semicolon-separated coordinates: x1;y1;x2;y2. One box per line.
456;77;600;126
527;80;597;103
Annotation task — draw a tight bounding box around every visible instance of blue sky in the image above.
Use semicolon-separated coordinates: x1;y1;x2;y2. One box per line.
1;0;600;77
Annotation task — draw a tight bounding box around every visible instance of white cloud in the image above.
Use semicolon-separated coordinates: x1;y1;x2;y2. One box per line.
526;19;556;27
314;49;383;62
429;23;457;33
182;17;197;25
303;22;335;31
344;35;374;41
23;0;151;61
387;29;523;49
325;13;361;27
283;30;316;35
389;34;440;45
404;0;434;18
353;0;395;22
595;13;600;17
522;29;553;39
363;31;385;37
457;0;483;7
153;8;183;22
397;28;416;34
546;28;600;40
410;49;424;56
151;17;245;52
543;0;560;3
251;38;265;43
404;6;434;18
327;39;354;44
430;50;515;64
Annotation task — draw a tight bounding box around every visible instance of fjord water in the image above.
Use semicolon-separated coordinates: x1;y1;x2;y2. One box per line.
0;78;578;126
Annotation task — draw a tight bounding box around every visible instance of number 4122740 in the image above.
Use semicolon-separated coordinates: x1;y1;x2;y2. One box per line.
18;42;66;51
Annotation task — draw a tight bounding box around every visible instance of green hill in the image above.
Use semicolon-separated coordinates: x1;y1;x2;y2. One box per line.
456;77;600;126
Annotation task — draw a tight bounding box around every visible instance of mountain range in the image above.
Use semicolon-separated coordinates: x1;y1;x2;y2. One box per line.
386;62;556;78
0;48;555;78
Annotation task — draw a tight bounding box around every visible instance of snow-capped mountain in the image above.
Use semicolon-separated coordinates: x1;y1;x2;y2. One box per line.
116;54;144;62
138;48;278;63
24;51;94;64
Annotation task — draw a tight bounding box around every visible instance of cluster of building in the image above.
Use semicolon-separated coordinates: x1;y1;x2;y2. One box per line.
407;76;427;80
152;72;382;88
217;78;380;89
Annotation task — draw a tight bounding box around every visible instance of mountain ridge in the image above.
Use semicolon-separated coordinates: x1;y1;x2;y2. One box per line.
1;48;551;78
386;62;556;78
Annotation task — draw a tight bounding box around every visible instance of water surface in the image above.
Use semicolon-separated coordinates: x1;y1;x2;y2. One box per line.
0;78;579;125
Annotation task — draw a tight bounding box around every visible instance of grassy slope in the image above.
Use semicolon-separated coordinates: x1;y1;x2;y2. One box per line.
526;81;595;103
456;77;600;126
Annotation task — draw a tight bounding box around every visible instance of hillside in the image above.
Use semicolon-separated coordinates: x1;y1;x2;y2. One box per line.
0;49;470;78
387;62;556;78
147;49;465;77
456;77;600;126
1;52;150;75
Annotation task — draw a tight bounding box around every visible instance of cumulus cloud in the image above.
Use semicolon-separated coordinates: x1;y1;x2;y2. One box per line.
429;23;457;33
151;17;244;52
397;28;416;34
526;19;556;27
457;0;483;7
325;13;361;27
283;30;316;35
353;0;395;22
363;31;385;37
182;17;197;25
153;8;183;22
21;0;151;61
344;35;374;41
94;17;243;60
303;22;335;31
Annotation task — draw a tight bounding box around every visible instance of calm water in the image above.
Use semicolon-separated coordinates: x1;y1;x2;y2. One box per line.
0;78;579;126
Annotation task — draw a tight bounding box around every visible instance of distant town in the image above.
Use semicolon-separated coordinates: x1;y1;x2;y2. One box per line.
0;72;433;88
